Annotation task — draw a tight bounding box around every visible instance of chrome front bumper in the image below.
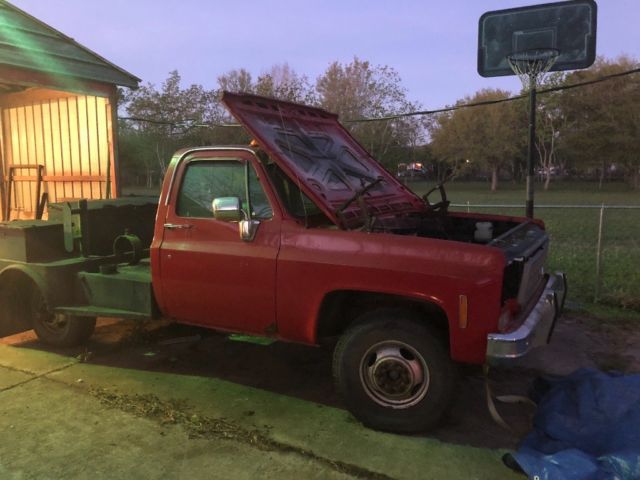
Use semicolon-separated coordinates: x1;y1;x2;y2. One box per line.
486;272;567;365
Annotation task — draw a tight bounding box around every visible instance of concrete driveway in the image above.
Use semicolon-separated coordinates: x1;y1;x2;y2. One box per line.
0;319;531;480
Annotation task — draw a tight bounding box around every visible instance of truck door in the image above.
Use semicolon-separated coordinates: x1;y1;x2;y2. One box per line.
157;151;280;334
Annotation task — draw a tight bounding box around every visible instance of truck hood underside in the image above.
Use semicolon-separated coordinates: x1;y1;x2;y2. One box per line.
221;92;426;228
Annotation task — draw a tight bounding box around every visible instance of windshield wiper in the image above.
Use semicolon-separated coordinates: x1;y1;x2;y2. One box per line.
337;177;383;213
336;177;384;230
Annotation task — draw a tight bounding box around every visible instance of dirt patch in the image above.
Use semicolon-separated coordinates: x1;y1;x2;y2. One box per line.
89;386;394;480
583;317;640;373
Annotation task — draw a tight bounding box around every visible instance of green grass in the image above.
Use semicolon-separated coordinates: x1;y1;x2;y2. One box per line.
409;180;640;317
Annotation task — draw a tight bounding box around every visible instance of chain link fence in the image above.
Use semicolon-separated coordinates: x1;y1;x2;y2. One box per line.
451;202;640;310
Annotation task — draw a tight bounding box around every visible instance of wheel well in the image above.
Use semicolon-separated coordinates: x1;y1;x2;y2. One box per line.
316;291;450;344
0;269;41;337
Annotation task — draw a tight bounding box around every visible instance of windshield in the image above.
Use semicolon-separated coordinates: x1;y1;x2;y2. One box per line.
261;158;331;225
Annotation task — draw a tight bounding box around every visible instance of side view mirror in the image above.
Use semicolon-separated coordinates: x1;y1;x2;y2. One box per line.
212;197;243;222
212;196;261;241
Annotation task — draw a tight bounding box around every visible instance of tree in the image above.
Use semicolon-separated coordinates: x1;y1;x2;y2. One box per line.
315;57;425;169
213;64;316;145
216;68;254;94
535;73;567;190
429;89;525;191
254;63;316;104
559;56;640;188
216;64;314;103
121;70;221;184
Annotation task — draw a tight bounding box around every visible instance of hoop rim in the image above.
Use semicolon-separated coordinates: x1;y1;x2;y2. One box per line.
507;48;561;63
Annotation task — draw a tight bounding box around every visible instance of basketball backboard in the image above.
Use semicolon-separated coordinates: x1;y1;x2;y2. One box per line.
478;0;597;77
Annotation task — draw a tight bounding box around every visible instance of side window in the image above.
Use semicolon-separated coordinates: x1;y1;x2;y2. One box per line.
176;160;272;219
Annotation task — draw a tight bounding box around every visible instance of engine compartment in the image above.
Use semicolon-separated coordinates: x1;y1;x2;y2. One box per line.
415;213;525;244
374;211;528;246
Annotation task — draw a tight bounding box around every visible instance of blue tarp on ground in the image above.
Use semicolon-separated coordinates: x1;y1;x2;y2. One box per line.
513;369;640;480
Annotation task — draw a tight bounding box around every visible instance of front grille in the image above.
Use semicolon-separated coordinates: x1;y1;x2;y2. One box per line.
497;222;549;306
516;243;548;306
502;261;524;302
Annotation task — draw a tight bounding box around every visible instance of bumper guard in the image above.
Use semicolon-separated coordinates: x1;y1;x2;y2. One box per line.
486;272;567;365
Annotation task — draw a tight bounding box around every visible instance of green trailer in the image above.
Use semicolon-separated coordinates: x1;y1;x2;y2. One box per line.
0;197;159;346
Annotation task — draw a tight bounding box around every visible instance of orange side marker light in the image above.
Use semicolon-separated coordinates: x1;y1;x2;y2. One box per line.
459;295;468;329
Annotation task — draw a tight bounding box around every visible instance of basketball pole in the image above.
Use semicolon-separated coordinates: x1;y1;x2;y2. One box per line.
506;49;559;220
526;78;537;219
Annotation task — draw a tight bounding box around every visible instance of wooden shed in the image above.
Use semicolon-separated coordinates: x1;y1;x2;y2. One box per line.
0;0;139;220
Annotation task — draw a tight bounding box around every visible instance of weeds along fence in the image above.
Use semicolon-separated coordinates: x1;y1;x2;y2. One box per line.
451;203;640;310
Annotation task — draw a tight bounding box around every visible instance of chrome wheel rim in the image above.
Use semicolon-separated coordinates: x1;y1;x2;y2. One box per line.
41;313;68;333
359;340;430;408
29;289;66;335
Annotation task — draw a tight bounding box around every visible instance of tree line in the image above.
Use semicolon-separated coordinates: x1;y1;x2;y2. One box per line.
430;56;640;191
118;58;423;188
118;55;640;190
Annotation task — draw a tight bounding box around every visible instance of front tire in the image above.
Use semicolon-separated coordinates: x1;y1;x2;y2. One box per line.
333;310;455;433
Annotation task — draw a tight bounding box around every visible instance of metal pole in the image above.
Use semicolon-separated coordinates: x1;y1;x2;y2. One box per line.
0;114;6;221
526;79;537;219
594;203;605;302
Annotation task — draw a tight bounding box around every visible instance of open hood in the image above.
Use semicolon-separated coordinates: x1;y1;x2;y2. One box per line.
222;92;426;228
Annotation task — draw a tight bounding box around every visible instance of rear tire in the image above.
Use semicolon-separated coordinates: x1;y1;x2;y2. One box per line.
29;288;95;348
333;309;455;433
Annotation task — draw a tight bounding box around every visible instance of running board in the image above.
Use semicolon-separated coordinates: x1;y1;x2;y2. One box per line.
55;306;150;321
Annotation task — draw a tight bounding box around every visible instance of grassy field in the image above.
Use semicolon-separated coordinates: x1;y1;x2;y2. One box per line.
409;180;640;315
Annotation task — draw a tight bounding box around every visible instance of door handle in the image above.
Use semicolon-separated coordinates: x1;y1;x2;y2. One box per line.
164;223;194;230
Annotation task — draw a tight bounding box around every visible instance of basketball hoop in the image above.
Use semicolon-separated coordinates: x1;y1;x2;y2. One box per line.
507;48;560;90
479;0;597;219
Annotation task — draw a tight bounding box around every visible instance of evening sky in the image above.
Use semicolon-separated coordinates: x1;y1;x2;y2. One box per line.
10;0;640;110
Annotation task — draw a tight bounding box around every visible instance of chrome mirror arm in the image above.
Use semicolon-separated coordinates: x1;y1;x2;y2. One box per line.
239;219;260;242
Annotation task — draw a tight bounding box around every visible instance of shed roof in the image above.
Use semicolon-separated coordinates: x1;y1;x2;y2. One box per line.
0;0;140;89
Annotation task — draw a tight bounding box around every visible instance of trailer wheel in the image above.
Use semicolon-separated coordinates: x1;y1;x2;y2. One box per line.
30;289;95;348
333;309;455;433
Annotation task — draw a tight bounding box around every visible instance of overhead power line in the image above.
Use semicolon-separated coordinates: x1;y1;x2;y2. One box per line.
348;66;640;123
118;66;640;128
119;116;240;128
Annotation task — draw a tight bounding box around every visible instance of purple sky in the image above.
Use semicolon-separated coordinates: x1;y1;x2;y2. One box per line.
10;0;640;109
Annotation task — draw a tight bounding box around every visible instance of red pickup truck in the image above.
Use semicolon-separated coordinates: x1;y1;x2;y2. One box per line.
0;92;566;433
